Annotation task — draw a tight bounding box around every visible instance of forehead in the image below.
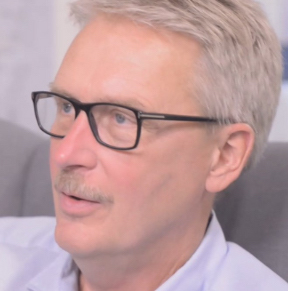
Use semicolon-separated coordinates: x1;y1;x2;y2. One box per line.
54;14;203;113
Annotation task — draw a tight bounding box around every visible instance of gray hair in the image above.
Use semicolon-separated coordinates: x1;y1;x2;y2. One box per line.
70;0;283;167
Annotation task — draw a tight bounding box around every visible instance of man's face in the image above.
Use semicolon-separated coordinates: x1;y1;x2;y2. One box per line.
51;15;217;258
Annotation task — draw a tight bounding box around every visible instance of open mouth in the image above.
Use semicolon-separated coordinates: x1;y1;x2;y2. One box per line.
70;195;82;201
65;193;96;203
59;191;102;215
62;192;85;201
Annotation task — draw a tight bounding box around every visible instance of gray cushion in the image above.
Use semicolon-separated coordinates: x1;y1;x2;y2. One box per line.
22;140;54;216
0;120;52;216
215;143;288;281
0;119;287;281
0;120;53;216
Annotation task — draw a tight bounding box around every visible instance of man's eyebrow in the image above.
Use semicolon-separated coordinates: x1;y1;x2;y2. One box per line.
49;82;78;100
49;82;149;111
95;96;149;111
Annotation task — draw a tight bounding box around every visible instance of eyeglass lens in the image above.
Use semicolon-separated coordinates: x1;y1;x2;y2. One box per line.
35;93;138;149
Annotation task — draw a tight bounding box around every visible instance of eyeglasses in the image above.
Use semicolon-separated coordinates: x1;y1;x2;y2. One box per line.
32;91;220;150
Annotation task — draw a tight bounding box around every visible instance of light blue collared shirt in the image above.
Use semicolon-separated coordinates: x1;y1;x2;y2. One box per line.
0;214;287;291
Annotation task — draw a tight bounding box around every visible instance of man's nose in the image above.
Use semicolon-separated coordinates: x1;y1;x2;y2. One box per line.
50;111;101;171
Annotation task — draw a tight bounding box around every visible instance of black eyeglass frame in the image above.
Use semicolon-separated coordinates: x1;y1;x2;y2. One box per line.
32;91;220;150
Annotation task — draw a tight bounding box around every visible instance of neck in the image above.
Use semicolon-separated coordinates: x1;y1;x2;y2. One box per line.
76;212;211;291
78;255;177;291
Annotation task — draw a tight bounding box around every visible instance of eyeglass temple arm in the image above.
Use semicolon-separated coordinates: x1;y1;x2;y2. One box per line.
138;112;219;123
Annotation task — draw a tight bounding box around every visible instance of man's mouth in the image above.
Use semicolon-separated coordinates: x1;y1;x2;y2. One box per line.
63;192;97;203
57;191;104;216
70;195;82;201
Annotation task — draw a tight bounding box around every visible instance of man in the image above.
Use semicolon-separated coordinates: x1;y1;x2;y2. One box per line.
0;0;287;290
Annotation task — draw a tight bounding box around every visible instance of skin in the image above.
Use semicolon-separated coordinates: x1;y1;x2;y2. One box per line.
50;14;254;291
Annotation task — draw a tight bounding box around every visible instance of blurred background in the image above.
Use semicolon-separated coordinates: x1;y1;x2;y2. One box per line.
0;0;287;140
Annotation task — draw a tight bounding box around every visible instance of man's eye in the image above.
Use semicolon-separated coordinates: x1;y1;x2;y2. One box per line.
62;102;73;114
56;100;73;115
115;113;126;124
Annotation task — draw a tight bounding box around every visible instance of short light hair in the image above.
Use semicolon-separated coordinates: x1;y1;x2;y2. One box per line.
70;0;283;167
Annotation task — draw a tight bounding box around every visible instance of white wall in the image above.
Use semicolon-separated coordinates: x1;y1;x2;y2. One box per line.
53;0;79;76
259;0;288;44
0;1;54;134
270;84;288;142
0;1;77;134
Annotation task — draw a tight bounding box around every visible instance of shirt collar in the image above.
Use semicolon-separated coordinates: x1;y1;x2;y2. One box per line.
26;250;79;291
155;213;228;291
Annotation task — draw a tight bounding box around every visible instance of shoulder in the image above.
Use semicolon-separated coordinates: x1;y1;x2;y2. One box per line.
0;217;68;290
0;216;59;251
209;242;288;291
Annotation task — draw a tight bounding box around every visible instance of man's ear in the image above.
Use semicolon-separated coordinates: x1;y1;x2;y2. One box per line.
205;123;254;193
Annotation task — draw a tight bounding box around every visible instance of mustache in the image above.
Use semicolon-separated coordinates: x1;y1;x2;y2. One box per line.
54;170;114;204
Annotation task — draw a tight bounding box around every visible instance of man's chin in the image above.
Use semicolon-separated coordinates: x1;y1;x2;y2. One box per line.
54;217;118;259
54;220;94;257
